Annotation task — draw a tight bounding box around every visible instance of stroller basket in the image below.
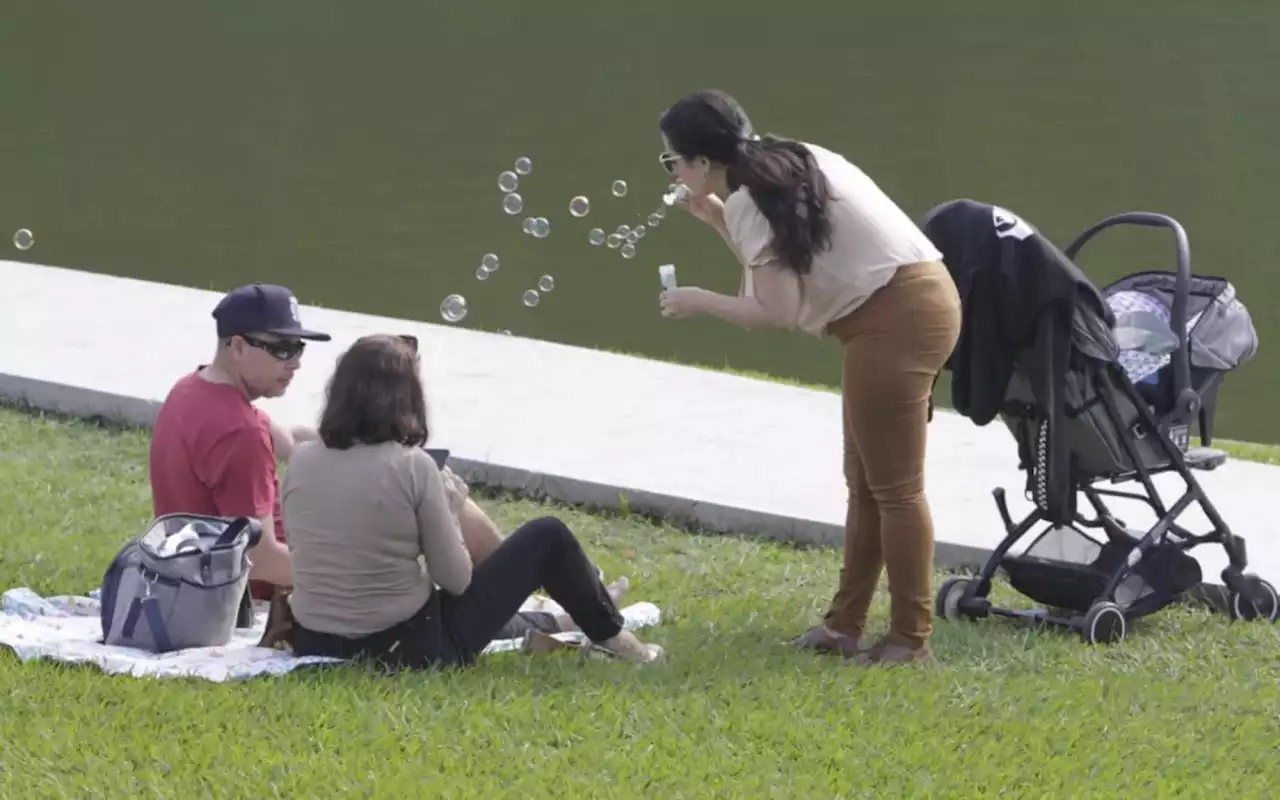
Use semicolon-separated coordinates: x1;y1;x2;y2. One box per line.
1000;525;1203;615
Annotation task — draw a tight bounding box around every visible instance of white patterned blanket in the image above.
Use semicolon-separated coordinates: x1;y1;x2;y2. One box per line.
0;588;661;683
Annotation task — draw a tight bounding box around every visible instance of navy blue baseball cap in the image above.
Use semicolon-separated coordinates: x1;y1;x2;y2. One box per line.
211;283;332;341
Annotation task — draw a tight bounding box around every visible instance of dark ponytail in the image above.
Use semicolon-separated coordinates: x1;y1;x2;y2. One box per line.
727;135;834;275
658;90;834;276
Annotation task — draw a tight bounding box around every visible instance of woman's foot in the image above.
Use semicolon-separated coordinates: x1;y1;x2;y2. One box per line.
606;576;630;606
792;624;863;657
585;630;663;663
554;577;631;632
847;634;933;667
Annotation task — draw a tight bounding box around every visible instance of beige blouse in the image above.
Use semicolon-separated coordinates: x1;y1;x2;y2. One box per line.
724;141;942;336
281;440;473;637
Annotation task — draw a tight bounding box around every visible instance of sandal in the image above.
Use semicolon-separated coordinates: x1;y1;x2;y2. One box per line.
523;629;581;654
847;634;934;667
580;631;664;664
792;624;863;657
257;590;297;651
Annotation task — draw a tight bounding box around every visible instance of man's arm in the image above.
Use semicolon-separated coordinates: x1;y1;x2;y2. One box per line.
268;417;319;462
206;424;294;586
458;498;504;564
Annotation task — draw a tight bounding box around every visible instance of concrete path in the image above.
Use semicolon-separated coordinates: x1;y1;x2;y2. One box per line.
2;258;1277;586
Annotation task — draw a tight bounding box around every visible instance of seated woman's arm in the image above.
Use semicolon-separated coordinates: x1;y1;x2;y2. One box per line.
413;451;474;595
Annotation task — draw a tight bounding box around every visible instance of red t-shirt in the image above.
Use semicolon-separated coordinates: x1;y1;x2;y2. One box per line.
149;369;286;600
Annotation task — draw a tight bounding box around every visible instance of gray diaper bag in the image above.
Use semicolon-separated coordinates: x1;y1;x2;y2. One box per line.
100;513;262;653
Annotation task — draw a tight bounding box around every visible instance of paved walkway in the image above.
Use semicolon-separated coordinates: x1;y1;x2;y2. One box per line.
3;258;1277;585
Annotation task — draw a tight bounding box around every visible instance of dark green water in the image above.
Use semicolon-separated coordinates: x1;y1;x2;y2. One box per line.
3;2;1278;441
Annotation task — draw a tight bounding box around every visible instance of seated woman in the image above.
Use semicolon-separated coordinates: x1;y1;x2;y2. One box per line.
280;333;662;668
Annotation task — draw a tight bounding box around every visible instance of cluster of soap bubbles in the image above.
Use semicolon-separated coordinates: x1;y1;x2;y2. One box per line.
584;180;688;263
438;153;692;330
439;156;565;326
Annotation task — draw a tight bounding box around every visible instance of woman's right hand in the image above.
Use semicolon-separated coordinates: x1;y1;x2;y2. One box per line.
441;467;470;517
680;192;726;228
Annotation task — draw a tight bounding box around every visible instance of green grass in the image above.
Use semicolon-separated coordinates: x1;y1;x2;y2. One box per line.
2;405;1279;797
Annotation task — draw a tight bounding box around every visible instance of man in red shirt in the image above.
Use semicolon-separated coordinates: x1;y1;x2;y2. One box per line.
149;283;331;601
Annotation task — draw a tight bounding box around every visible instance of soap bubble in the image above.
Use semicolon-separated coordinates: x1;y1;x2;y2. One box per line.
605;233;623;249
531;217;551;238
481;253;500;271
499;329;512;335
440;294;468;323
611;180;628;198
620;244;636;259
647;212;663;227
538;275;555;292
475;265;491;281
616;224;631;236
626;231;639;245
652;205;667;220
522;217;536;234
569;196;590;217
522;289;540;308
514;157;533;175
588;228;606;245
498;171;519;192
503;193;523;215
12;228;34;251
633;224;646;239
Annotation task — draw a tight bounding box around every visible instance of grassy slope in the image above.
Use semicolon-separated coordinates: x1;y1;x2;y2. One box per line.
1;406;1279;797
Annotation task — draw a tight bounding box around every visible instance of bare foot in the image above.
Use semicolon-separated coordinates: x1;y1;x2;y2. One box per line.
607;576;630;606
553;577;630;633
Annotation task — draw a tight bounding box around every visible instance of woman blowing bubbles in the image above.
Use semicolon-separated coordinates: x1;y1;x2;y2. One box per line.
656;89;961;666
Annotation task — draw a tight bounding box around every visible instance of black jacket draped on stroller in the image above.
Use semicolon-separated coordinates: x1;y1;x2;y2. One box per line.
921;198;1268;644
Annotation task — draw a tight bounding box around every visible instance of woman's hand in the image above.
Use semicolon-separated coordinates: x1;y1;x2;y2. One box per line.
441;467;470;517
659;287;707;319
680;193;726;228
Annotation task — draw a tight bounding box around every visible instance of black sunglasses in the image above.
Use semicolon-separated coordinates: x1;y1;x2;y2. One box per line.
659;151;682;175
239;334;306;361
398;334;419;354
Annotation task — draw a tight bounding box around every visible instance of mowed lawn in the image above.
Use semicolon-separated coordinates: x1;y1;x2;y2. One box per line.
1;405;1278;798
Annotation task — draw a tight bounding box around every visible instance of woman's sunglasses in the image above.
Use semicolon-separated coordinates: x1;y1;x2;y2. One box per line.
398;334;419;354
659;151;682;175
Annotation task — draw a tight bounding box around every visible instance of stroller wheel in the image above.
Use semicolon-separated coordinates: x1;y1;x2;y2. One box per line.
935;577;975;622
1227;577;1279;623
1082;601;1126;645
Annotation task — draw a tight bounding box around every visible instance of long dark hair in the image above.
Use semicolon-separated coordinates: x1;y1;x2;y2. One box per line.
319;334;429;450
659;89;834;274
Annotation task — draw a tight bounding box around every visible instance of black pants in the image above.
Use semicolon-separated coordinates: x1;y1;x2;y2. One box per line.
292;516;625;669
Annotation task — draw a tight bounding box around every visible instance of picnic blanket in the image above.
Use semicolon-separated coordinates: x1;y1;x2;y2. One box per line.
0;588;662;683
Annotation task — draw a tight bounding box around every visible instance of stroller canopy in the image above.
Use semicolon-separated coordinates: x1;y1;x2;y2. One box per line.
1103;272;1259;375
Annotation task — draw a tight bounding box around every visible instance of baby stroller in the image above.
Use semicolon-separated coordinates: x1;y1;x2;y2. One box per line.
921;199;1267;645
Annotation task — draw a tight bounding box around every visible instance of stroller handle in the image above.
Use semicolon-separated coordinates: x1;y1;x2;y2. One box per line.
1063;212;1192;403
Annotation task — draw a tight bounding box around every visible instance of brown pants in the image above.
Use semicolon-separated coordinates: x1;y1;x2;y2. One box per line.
823;261;962;647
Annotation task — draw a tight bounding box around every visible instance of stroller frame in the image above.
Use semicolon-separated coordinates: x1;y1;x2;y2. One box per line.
937;212;1276;645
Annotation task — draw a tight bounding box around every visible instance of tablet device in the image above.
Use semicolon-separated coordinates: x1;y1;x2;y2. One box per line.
424;448;450;468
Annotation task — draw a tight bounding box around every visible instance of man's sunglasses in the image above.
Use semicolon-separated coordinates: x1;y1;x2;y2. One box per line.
239;335;307;362
659;151;682;175
398;334;418;353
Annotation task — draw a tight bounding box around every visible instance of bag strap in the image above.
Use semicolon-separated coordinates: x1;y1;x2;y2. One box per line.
120;594;174;653
213;517;253;549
